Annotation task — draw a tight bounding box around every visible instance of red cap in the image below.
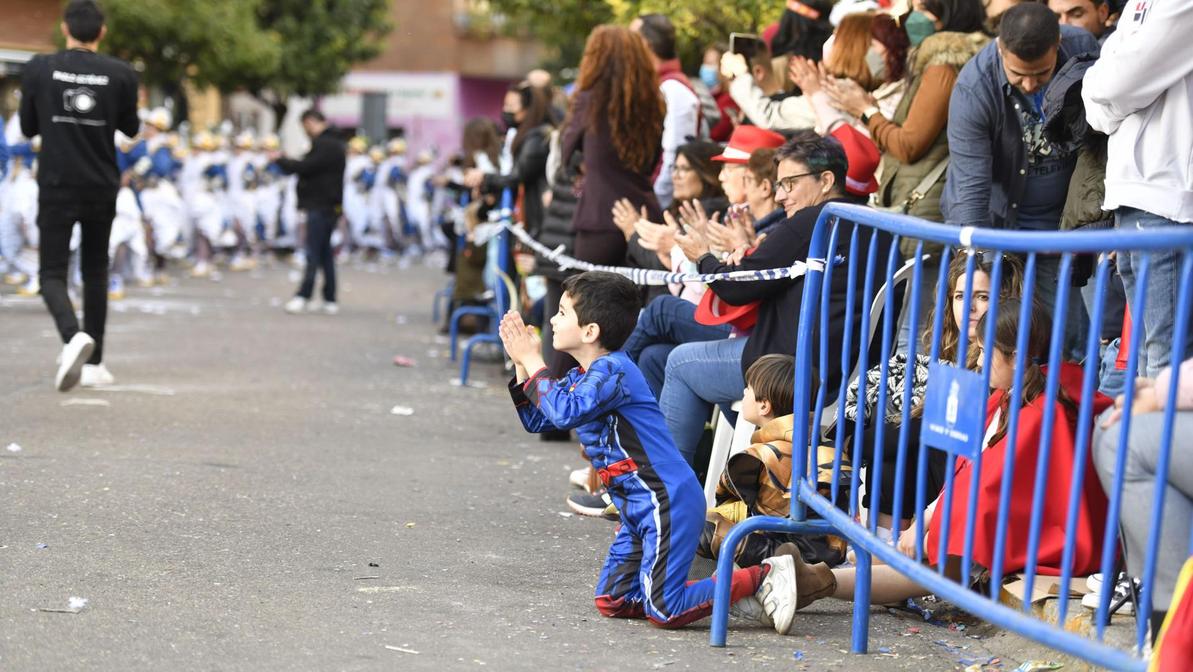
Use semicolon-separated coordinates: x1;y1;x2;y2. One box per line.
694;291;760;331
830;124;880;196
712;126;787;164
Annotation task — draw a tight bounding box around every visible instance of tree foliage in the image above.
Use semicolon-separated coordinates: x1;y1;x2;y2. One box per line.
487;0;785;75
99;0;390;100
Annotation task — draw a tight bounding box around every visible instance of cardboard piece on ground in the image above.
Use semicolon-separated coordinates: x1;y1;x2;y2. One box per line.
1002;576;1092;605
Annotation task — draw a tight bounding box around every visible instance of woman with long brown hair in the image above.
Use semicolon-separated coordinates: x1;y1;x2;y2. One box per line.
561;25;666;267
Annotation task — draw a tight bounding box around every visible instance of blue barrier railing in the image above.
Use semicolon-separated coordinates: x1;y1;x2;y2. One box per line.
709;203;1193;671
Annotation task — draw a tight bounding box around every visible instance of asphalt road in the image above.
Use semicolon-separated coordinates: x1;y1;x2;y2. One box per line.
1;260;1068;671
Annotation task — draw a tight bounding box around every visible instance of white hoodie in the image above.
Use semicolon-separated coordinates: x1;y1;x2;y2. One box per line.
1082;0;1193;223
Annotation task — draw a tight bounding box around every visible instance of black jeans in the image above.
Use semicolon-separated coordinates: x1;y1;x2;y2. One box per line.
38;198;115;365
298;208;337;302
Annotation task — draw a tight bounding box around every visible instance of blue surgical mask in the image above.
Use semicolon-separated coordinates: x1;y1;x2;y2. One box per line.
904;11;938;48
699;64;720;89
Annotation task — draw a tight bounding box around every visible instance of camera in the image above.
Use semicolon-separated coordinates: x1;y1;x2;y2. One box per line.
63;87;98;114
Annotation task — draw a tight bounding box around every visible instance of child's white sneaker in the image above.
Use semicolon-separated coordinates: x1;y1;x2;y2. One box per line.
758;555;798;635
56;333;95;392
730;594;775;627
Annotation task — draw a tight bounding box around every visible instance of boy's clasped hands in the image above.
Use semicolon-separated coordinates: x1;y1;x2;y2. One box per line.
499;310;545;382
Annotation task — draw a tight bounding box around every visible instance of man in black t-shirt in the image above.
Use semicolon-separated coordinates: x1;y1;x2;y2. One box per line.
19;0;139;392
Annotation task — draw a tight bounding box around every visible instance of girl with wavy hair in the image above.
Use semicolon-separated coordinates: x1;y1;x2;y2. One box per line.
561;25;666;267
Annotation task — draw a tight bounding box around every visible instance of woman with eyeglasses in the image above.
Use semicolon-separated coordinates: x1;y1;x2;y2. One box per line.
658;131;892;471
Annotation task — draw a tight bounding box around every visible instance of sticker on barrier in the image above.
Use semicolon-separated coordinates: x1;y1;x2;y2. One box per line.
920;363;986;460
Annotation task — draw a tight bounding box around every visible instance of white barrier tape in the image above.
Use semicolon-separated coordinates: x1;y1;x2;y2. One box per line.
501;222;810;286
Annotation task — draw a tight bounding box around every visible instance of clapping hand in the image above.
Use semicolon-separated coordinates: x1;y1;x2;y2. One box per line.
636;216;679;254
673;221;712;262
787;56;824;95
612;198;647;240
823;76;877;119
709;205;758;252
499;310;544;379
676;199;714;237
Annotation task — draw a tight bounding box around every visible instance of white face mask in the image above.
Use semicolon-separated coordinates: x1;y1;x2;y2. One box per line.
865;49;887;81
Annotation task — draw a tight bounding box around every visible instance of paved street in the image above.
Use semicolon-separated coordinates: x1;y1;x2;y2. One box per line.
1;261;1063;671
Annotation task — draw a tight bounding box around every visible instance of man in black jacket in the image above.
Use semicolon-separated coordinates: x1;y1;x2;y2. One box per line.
274;110;346;315
20;0;139;392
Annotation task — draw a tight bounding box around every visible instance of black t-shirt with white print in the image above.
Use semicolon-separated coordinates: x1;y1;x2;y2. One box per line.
19;48;139;202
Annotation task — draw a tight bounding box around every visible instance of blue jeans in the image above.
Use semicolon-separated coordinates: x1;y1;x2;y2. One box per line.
659;337;747;468
1116;207;1193;379
623;295;732;400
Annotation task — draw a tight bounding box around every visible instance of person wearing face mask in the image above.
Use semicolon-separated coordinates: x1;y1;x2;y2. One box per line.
462;81;555;239
698;45;738;143
793;12;910;138
823;0;988;353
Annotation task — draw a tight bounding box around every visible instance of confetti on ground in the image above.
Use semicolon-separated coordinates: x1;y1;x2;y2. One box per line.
390;405;414;416
792;650;805;661
5;443;22;453
384;645;420;654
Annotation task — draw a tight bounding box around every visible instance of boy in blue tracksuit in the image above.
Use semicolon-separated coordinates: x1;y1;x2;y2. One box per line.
500;271;798;633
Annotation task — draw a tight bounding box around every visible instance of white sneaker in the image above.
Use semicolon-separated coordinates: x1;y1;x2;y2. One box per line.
284;297;307;314
569;467;591;491
758;555;799;635
80;363;116;388
730;594;775;628
1082;573;1135;615
56;333;96;392
319;302;339;316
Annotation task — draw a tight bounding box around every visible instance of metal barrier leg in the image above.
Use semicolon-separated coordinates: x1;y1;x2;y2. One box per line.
709;515;836;647
851;545;872;653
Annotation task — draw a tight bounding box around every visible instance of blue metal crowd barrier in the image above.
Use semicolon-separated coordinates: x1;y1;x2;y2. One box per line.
710;202;1193;671
450;188;514;385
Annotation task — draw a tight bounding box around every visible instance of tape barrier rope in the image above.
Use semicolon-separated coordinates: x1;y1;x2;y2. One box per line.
498;221;818;286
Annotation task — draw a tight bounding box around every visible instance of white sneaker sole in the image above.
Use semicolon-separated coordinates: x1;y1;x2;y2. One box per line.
759;555;799;635
730;594;775;627
56;336;95;392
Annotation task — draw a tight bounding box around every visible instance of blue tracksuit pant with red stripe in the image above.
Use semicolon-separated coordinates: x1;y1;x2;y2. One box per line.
510;352;763;627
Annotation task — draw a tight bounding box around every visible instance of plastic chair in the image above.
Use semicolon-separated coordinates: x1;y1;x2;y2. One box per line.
703;400;753;508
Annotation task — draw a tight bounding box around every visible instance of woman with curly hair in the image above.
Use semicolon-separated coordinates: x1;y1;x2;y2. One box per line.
561;25;666;268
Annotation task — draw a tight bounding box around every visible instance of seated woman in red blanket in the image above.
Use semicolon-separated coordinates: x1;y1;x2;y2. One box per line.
755;299;1113;620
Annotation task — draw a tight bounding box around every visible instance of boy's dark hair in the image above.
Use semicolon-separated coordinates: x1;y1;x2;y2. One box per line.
775;129;848;197
561;271;640;351
300;109;326;123
64;0;105;43
745;354;795;416
636;14;677;60
999;4;1061;61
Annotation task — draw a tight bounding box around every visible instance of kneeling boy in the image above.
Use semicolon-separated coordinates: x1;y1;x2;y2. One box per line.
499;271;797;633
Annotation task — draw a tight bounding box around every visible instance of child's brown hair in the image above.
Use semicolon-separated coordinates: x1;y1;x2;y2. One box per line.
745;354;795;417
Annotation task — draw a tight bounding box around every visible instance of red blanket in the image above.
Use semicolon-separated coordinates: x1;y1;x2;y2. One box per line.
927;363;1112;576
